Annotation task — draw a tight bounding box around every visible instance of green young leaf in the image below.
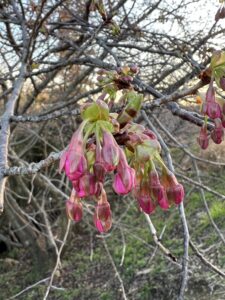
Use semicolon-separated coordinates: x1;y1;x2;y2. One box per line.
210;51;225;88
81;102;109;122
83;122;96;140
135;140;160;162
97;120;114;133
213;66;225;87
103;84;117;100
210;51;225;69
125;91;143;116
117;92;143;126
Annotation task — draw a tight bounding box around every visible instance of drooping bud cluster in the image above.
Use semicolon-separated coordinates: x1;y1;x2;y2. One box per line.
197;51;225;149
60;66;184;233
123;124;184;213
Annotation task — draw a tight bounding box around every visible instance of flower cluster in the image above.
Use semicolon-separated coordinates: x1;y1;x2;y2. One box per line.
197;81;225;148
123;124;184;212
60;66;184;232
197;51;225;149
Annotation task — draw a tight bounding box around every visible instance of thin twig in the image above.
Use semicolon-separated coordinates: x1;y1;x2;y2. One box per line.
189;240;225;278
43;220;71;300
8;277;51;300
192;160;225;245
102;238;128;300
119;227;126;266
144;214;177;262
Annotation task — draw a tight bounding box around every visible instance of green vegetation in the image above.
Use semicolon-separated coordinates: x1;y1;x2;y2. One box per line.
0;176;225;299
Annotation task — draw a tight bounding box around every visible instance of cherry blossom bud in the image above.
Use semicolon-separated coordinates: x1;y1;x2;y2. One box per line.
102;131;119;170
120;76;133;83
135;183;155;214
129;64;139;74
94;189;112;233
96;99;109;112
206;82;216;103
64;155;87;181
197;125;209;149
59;121;87;181
113;166;135;195
149;171;169;210
206;101;222;119
152;185;169;209
161;171;184;205
204;84;222;119
97;75;104;82
66;194;83;222
138;194;155;214
93;162;106;182
113;148;136;195
73;174;97;198
166;184;184;205
211;119;224;144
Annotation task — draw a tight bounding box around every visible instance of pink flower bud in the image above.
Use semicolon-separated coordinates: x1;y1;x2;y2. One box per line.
113;148;136;195
138;194;155;214
64;154;87;181
59;122;87;181
166;184;184;205
102;131;119;171
120;76;133;83
161;171;184;205
206;101;222;119
97;75;104;82
66;195;83;222
94;190;112;233
93;162;106;182
96;99;109;112
211;119;224;144
149;171;169;210
73;174;97;198
197;125;209;149
113;166;135;195
135;184;155;214
206;83;216;103
129;64;139;74
204;84;222;119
